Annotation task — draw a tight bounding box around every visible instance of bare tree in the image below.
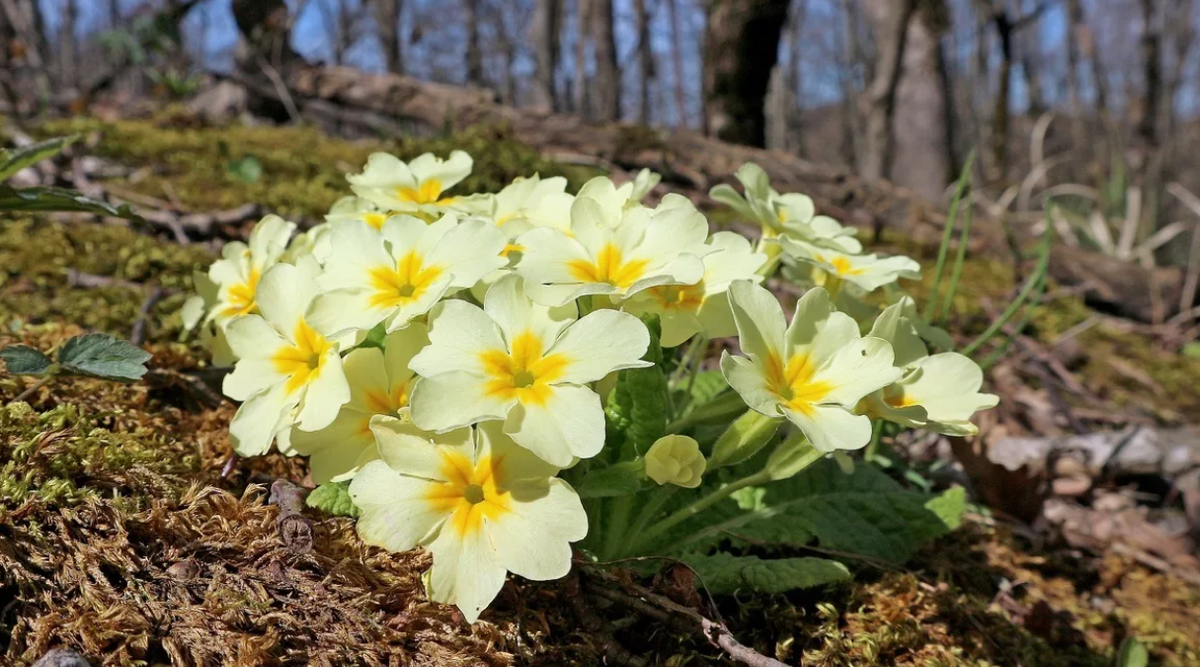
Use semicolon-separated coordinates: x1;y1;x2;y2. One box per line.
665;0;689;127
593;0;620;120
374;0;405;74
891;1;954;200
634;0;654;124
859;0;915;185
573;0;591;115
57;0;78;90
465;0;485;86
530;0;563;109
702;0;791;146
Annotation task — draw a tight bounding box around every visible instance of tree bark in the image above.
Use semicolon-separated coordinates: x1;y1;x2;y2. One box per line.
374;0;405;74
465;0;484;87
573;0;591;115
58;0;77;90
592;0;620;120
634;0;654;124
530;0;562;109
890;1;954;200
859;0;915;185
665;0;689;127
702;0;791;147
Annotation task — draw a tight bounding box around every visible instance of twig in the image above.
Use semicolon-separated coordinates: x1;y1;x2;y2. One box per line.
1109;542;1200;587
143;368;227;409
268;479;313;554
131;287;166;346
139;203;262;236
565;575;649;667
258;58;302;124
12;375;53;404
581;565;789;667
66;269;145;291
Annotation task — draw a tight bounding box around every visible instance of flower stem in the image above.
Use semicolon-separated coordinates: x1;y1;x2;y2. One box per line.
11;373;54;405
634;468;773;551
602;494;634;560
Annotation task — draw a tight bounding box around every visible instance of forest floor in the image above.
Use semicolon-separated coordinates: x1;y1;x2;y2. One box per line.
2;115;1200;666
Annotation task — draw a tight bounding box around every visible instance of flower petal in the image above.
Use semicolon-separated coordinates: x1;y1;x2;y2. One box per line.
409;301;506;377
408;372;515;433
487;478;586;581
350;460;448;552
504;383;604;466
781;404;873;453
727;280;786;362
229;383;297;456
548;310;651;384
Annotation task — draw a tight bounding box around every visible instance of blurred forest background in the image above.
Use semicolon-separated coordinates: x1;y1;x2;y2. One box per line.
4;0;1200;279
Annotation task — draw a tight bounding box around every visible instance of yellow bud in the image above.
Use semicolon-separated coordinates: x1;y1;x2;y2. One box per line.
644;435;706;488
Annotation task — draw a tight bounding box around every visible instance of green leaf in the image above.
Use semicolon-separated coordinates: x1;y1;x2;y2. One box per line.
709;410;781;469
57;333;152;381
1183;342;1200;360
681;553;849;595
226;154;263;184
673;370;728;416
306;481;360;517
605;314;668;456
574;460;647;498
0;345;54;376
667;460;966;563
0;135;78;182
0;185;141;220
1117;637;1149;667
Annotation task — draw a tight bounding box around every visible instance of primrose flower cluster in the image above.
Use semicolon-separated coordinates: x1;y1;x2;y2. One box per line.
184;151;997;622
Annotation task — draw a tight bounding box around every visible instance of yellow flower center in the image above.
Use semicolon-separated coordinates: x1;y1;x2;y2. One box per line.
356;383;411;436
814;253;865;277
884;390;917;409
424;452;512;537
395;179;456;205
221;266;261;318
763;351;833;416
479;331;570;406
648;282;705;312
362;212;389;230
271;320;332;394
566;244;649;289
367;251;444;309
501;242;524;258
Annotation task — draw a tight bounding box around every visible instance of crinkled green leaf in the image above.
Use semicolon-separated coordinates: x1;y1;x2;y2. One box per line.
0;135;78;182
0;185;141;220
673;369;729;417
605;314;668;456
0;345;54;376
665;460;966;563
574;460;648;498
681;552;849;595
306;481;360;517
57;333;152;381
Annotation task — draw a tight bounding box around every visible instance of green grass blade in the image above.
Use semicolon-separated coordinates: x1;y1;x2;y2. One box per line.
963;205;1054;357
934;200;975;325
924;150;976;323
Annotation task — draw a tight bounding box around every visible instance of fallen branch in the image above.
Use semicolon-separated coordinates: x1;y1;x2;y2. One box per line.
131;287;166;346
268;479;313;554
581;564;789;667
565;575;649;667
143;368;227;409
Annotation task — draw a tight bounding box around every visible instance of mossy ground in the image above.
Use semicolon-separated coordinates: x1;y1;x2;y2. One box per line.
2;118;1199;666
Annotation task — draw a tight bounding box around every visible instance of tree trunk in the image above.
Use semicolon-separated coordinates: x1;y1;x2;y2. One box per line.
988;5;1013;179
465;0;484;87
573;0;591;115
58;0;78;90
702;0;791;147
859;0;915;185
592;0;620;120
530;0;562;109
891;2;954;201
634;0;653;124
837;0;864;168
374;0;404;74
666;0;689;127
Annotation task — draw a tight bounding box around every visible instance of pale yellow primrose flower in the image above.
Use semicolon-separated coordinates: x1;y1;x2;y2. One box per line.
489;174;575;233
515;195;710;307
644;435;706;488
408;275;651;466
780;236;921;293
324;195;396;231
350;419;587;623
306;214;508;337
290;325;431;484
347;150;472;212
222;261;351;456
575;170;661;221
861;300;998;436
709;163;861;252
624;231;769;347
184;214;295;329
720;281;901;453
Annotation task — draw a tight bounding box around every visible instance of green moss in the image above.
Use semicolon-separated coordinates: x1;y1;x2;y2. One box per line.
0;401;199;509
0;219;212;339
38;118;590;219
